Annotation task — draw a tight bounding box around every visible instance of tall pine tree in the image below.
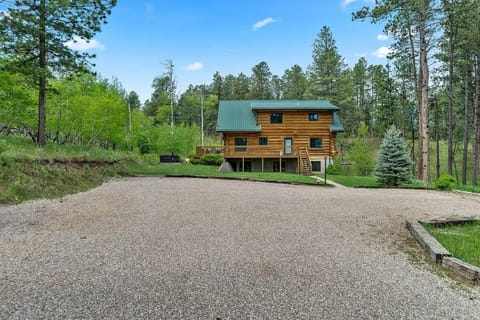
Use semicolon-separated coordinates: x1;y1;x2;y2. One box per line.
0;0;116;146
308;25;345;103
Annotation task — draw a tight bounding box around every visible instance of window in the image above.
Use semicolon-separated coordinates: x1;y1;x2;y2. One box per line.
310;137;323;149
309;112;318;121
270;112;283;124
234;137;247;152
311;161;321;172
259;137;268;145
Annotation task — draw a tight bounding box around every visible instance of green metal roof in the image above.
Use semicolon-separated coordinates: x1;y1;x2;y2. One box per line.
251;100;340;111
216;100;261;132
330;112;345;132
216;100;344;132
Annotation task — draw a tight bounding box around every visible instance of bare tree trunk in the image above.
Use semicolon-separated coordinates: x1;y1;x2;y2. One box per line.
453;142;459;183
413;58;423;180
37;0;47;146
419;1;430;184
447;26;454;175
402;9;422;180
462;65;470;185
473;56;480;186
435;98;440;179
411;125;416;177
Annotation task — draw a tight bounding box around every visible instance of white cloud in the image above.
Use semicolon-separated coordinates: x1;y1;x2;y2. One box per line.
372;46;392;58
184;62;204;71
252;17;278;31
341;0;356;7
341;0;374;8
64;36;105;51
377;34;388;41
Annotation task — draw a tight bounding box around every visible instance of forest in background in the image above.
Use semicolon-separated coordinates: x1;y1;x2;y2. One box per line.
0;0;479;185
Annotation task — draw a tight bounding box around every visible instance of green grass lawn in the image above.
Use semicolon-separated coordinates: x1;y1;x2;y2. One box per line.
2;134;479;204
455;184;480;193
1;135;136;161
127;162;321;185
326;174;429;188
128;163;433;188
326;175;380;187
422;221;480;268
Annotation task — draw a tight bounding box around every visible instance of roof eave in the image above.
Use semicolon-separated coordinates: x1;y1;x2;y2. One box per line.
330;126;345;133
216;128;262;133
251;106;340;111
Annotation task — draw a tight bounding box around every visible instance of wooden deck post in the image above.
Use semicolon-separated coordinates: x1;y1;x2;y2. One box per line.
242;157;245;172
261;157;264;173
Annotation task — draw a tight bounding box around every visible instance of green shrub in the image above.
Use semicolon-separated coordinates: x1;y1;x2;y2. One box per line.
199;153;223;166
349;122;376;176
435;174;456;191
326;163;338;175
189;157;202;165
136;135;152;155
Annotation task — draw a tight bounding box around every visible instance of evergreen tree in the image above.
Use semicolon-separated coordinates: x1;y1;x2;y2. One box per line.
127;91;141;110
308;25;345;103
250;61;273;99
143;76;171;119
375;126;413;186
354;0;437;183
211;71;223;99
271;75;282;99
222;74;236;99
0;0;116;146
353;57;369;128
370;64;398;136
233;73;250;99
282;64;307;99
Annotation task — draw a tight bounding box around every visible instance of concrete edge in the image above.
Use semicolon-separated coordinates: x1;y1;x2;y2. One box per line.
406;220;451;263
407;219;480;283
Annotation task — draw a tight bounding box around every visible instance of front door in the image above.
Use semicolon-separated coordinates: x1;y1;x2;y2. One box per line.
284;138;292;155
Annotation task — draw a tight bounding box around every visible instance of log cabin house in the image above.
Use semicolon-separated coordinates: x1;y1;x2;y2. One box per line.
215;100;344;174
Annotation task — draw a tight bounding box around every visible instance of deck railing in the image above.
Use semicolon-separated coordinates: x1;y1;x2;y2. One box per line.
297;147;312;174
196;145;329;161
195;146;223;158
222;145;300;158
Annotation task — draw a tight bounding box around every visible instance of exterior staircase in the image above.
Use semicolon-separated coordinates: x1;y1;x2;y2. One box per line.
299;149;312;175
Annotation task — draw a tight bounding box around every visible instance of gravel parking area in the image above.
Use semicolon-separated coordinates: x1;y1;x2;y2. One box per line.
1;177;480;319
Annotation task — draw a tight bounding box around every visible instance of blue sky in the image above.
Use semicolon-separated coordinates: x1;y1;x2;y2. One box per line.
74;0;390;102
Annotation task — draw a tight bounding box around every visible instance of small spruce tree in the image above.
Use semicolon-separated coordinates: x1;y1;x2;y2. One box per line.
375;126;412;186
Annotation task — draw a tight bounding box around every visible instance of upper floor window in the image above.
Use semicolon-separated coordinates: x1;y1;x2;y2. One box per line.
309;112;318;121
259;137;268;145
310;137;323;149
270;112;283;124
234;137;247;152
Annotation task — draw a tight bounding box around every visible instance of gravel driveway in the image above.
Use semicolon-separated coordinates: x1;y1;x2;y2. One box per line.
1;177;480;319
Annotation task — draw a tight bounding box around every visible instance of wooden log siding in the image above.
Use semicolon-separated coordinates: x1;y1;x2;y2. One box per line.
223;110;337;158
